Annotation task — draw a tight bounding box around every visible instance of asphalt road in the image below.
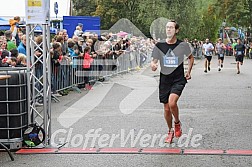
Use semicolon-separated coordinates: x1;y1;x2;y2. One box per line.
1;55;252;167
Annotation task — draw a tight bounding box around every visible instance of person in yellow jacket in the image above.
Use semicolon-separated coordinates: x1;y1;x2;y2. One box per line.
9;16;21;46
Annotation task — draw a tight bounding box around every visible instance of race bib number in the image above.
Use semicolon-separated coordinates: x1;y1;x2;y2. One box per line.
206;51;211;56
237;51;242;56
219;54;224;57
163;56;179;67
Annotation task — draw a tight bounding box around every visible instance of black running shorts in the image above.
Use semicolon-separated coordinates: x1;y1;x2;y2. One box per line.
236;55;244;63
204;55;212;62
217;54;224;61
159;73;187;104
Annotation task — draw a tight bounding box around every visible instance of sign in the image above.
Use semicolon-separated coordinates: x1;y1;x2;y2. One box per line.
25;0;50;24
54;2;58;15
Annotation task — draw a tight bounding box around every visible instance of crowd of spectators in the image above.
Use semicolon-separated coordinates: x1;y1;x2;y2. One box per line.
0;18;155;96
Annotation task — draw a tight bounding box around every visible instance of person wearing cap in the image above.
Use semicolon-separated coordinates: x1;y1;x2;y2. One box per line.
215;38;226;71
78;23;83;29
78;37;86;51
74;26;83;37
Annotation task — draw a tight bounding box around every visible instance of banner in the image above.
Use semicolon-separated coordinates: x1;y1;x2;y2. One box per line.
25;0;50;24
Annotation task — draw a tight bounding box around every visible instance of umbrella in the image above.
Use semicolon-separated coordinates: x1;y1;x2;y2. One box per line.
117;31;128;37
230;27;237;31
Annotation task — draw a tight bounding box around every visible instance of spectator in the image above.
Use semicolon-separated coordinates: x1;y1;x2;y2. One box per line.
3;57;17;67
4;30;17;51
56;35;64;54
16;53;27;67
10;48;19;58
17;34;26;55
249;41;252;59
83;46;94;90
78;37;86;51
72;35;83;53
18;32;24;43
1;50;10;64
0;37;7;58
67;40;78;56
58;29;69;56
9;16;21;46
74;26;83;37
50;42;63;97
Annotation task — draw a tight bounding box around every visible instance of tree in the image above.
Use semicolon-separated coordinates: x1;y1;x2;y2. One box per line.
71;0;251;40
72;0;97;16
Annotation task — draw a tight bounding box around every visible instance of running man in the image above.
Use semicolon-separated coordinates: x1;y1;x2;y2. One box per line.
215;38;226;71
202;39;214;73
151;20;194;143
234;38;246;74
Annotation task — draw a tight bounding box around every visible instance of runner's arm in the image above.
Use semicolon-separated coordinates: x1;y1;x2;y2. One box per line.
202;46;205;55
222;44;226;49
214;45;217;53
186;54;194;80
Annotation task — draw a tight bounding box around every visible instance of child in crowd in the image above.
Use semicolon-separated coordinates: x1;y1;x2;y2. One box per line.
83;46;95;90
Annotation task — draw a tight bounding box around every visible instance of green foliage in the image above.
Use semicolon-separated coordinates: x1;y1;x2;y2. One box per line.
72;0;252;41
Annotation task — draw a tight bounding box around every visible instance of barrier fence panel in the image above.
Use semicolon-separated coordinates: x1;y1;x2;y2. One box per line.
50;48;152;93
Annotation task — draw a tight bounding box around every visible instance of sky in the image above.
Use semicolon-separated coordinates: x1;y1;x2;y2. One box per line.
0;0;70;20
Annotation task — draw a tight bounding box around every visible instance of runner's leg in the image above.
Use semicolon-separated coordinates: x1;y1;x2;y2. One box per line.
168;93;180;123
164;103;173;131
169;93;182;137
237;61;240;74
204;57;208;72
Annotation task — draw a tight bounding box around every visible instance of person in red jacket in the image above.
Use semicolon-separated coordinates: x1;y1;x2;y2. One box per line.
83;46;96;90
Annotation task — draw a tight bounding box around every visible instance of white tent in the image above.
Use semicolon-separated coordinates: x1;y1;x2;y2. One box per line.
0;18;9;25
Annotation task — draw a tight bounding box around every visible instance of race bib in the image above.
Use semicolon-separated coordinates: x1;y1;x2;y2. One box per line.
163;56;178;67
237;51;242;56
219;54;224;57
206;51;211;56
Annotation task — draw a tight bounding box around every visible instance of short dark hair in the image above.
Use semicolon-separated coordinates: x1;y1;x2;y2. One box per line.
67;40;75;48
84;46;91;53
4;30;12;39
52;42;61;50
10;48;19;58
168;20;180;30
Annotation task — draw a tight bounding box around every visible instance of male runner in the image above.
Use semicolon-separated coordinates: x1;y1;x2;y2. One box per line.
202;39;214;73
234;38;246;74
151;20;194;143
215;38;226;71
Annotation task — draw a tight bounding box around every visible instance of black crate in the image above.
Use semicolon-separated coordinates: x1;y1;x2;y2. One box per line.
0;68;28;140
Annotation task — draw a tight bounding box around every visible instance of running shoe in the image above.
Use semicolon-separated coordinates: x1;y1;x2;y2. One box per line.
174;121;182;138
221;64;223;68
208;66;211;71
165;130;174;143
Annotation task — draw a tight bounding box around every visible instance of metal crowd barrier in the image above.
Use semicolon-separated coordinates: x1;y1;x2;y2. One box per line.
51;49;152;93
